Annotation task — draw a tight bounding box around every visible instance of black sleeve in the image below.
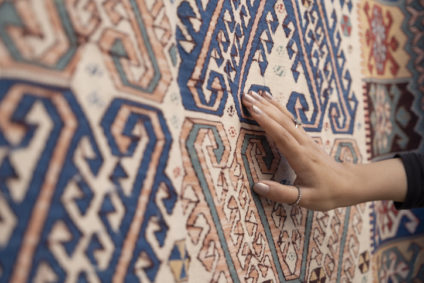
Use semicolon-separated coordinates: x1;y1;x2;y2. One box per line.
394;152;424;209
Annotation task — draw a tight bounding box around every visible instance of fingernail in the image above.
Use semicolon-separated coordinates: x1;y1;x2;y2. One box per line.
243;93;255;103
263;91;273;100
253;182;269;194
252;105;262;115
251;91;263;101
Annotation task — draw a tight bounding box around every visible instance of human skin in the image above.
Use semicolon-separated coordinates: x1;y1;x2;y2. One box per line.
242;90;408;211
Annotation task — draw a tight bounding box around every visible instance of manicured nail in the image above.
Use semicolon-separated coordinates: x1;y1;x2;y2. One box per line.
252;105;262;115
253;182;269;194
243;93;255;103
263;91;273;100
251;91;263;101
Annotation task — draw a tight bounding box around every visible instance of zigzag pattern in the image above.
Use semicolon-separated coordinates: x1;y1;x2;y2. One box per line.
0;0;423;282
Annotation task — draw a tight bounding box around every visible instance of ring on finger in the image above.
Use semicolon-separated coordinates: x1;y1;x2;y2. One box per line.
289;185;302;206
293;118;302;128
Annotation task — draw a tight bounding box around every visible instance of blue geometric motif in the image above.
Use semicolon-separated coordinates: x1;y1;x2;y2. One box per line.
283;0;357;133
0;79;102;282
177;0;357;134
100;99;178;282
177;0;278;118
0;2;78;69
0;81;177;282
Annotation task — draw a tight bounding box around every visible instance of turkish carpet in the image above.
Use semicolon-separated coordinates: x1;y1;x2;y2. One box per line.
0;0;423;282
361;0;424;282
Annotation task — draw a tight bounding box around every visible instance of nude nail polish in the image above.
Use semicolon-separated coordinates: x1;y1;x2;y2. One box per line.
252;105;262;115
251;91;263;101
243;93;255;103
253;182;269;194
263;91;273;100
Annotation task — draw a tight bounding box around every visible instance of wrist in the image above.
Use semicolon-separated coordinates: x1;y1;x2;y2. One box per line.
349;159;407;204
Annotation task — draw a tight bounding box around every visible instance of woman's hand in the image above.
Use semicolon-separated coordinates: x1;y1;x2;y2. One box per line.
242;90;407;211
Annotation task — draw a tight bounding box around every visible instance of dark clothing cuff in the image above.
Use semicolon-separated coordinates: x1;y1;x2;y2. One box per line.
394;152;424;210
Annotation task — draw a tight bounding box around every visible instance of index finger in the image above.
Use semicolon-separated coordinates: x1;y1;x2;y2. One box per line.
242;96;307;169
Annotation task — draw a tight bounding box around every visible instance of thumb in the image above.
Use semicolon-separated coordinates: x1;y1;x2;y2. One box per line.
252;180;304;206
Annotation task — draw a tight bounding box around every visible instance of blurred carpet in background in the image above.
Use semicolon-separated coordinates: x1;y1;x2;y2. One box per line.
360;0;424;281
0;0;422;282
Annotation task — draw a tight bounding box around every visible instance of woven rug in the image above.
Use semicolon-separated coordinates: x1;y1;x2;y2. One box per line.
0;0;422;282
361;0;424;281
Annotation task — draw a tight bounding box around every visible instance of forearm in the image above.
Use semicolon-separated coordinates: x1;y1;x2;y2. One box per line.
349;158;407;204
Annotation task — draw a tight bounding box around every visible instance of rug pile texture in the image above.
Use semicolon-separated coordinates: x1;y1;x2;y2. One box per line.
0;0;423;282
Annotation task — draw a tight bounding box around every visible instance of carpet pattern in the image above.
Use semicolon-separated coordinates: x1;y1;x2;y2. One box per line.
0;0;422;282
360;0;424;282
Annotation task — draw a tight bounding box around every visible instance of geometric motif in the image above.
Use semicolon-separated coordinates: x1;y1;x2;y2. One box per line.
364;82;420;158
0;80;88;283
309;267;326;283
403;0;424;153
362;3;400;76
99;0;173;102
359;1;424;281
2;0;423;282
177;0;358;136
180;118;283;282
372;236;424;282
177;0;279;117
371;201;424;249
0;1;80;80
341;15;352;37
361;0;424;157
358;251;370;274
169;240;190;282
180;117;369;282
359;1;411;80
0;80;178;282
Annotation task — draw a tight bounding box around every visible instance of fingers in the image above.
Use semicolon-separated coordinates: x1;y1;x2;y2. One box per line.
252;180;307;207
260;91;296;122
253;180;337;211
243;93;303;161
243;91;309;145
242;91;308;163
